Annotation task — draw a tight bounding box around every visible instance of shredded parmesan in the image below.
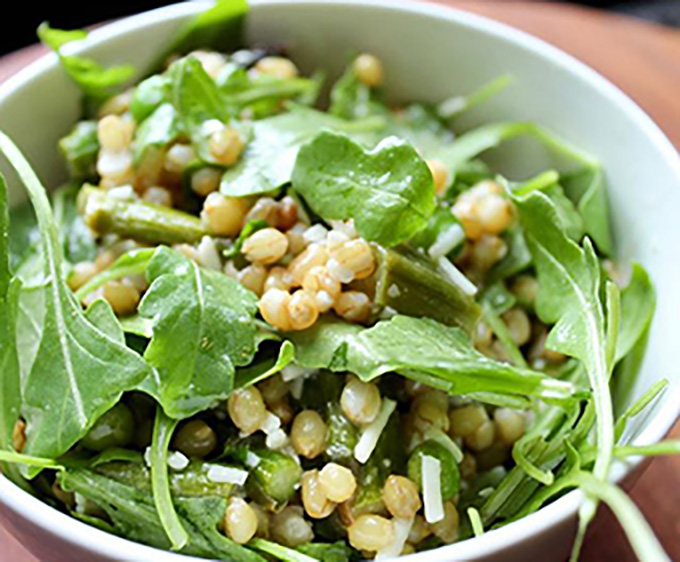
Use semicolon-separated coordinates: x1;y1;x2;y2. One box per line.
290;377;305;400
422;455;444;523
280;364;315;382
245;451;261;468
303;224;328;244
197;236;222;270
437;256;478;296
354;398;397;464
206;464;249;485
260;412;281;434
266;428;289;449
428;223;465;259
376;517;414;560
167;451;190;471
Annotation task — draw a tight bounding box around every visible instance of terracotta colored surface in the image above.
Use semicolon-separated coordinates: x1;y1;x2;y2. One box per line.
0;2;678;561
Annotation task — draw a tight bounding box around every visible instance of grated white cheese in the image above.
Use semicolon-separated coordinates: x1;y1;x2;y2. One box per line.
143;447;152;467
266;428;289;449
200;118;225;136
437;256;478;296
376;517;414;560
387;284;401;299
197;236;222;270
245;451;261;468
422;455;444;523
326;229;350;250
428;223;465;259
280;364;316;382
167;451;190;471
206;464;249;485
354;398;397;464
303;224;328;244
260;412;282;434
74;492;87;514
107;184;137;201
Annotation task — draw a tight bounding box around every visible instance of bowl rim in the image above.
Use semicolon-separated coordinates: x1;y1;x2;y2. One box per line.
0;0;678;560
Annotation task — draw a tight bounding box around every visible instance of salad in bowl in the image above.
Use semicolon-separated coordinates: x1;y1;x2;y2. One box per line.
0;1;677;561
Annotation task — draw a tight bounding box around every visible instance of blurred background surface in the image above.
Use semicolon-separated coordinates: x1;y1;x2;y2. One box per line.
1;0;679;54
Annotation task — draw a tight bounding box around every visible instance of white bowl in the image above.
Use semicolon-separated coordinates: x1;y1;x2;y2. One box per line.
0;1;678;560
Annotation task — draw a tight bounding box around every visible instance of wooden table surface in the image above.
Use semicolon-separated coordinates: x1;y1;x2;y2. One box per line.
1;2;678;560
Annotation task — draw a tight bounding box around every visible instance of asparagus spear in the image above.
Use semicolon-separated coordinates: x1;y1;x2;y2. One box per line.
78;185;207;245
373;245;481;335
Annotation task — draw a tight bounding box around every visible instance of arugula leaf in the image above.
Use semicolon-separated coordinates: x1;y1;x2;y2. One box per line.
615;263;655;363
437;121;611;252
58;121;99;181
234;340;296;389
84;299;125;345
150;407;187;550
220;106;386;197
134;103;182;163
138;246;259;418
513;190;615;545
75;247;155;301
561;167;612;254
614;379;667;443
290;316;577;403
437;75;512;119
131;75;171;123
0;173;24;487
249;539;317;562
59;468;264;561
53;183;97;264
329;62;380;120
384;103;454;159
508;470;669;562
38;23;135;101
169;57;231;163
292;131;436;247
166;0;249;57
0;132;151;461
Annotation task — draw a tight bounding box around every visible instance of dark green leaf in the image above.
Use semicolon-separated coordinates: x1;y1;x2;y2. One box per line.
514;190;614;532
131;75;171;123
134;103;182;163
290;315;577;403
220;106;386;198
150;408;187;550
58;121;99;181
0;173;24;487
0;132;151;462
234;340;295;389
53;182;97;264
166;0;249;57
58;469;264;560
615;263;655;363
138;246;259;418
292;131;436;246
38;23;135;101
169;57;230;163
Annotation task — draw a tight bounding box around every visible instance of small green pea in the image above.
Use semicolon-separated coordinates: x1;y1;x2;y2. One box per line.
407;439;460;501
172;420;217;458
81;403;134;451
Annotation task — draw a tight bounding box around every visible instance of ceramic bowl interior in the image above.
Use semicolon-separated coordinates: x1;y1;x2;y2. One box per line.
0;1;678;561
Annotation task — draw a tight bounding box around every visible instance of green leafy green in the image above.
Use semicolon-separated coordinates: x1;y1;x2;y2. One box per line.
38;23;135;101
134;103;182;163
290;315;578;403
234;340;296;389
53;182;97;265
329;62;380;120
58;121;99;181
131;75;171;122
138;246;259;418
74;247;155;301
614;379;667;443
150;407;186;550
220;106;386;197
0;173;24;486
249;539;317;562
437;75;512;119
58;468;264;560
166;0;249;57
0;132;151;462
615;263;655;363
169;57;230;163
292;131;435;246
514;189;616;546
